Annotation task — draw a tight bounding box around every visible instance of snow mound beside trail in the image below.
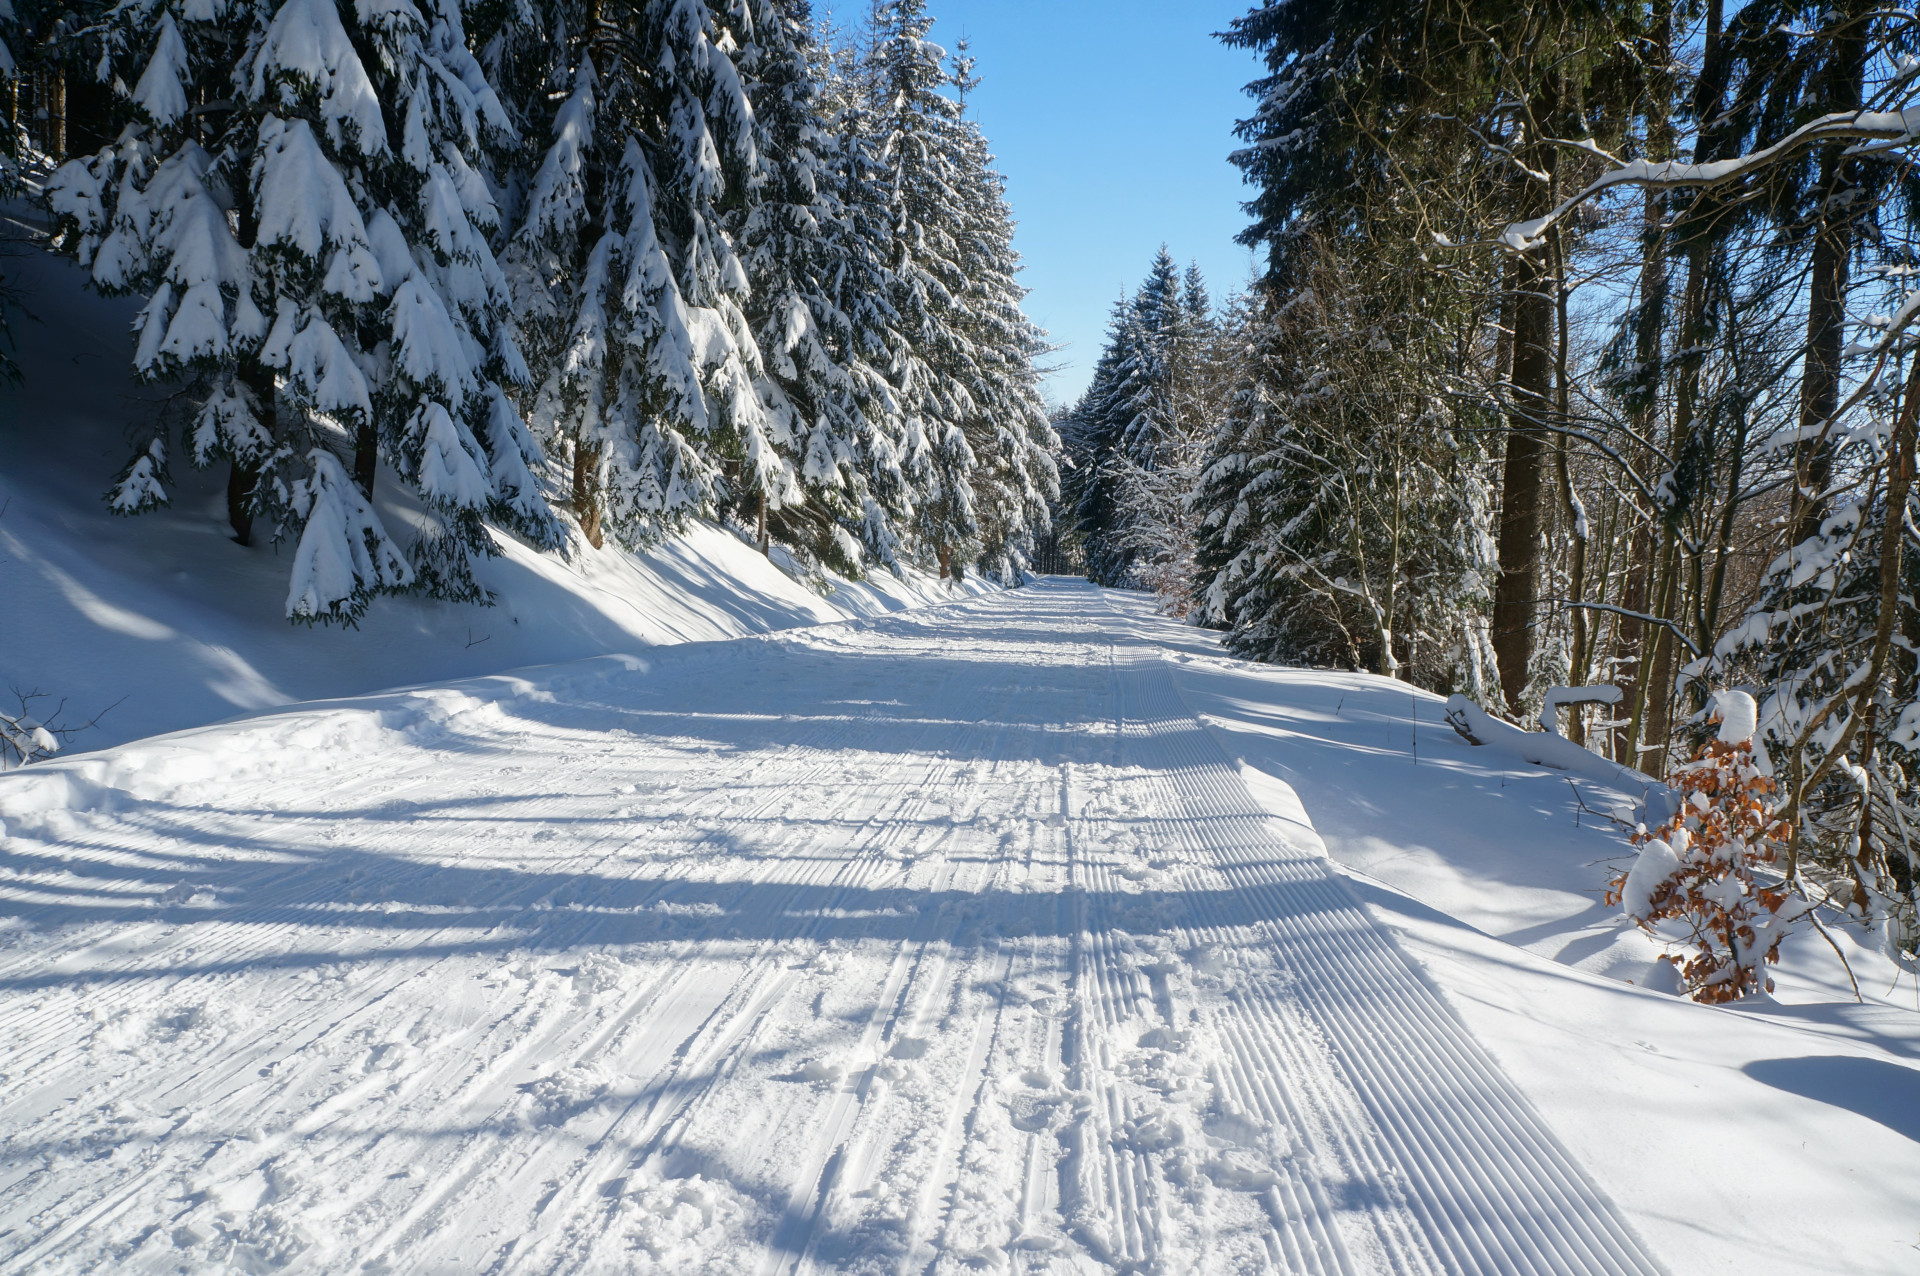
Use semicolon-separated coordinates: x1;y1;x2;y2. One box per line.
0;705;402;841
0;647;734;839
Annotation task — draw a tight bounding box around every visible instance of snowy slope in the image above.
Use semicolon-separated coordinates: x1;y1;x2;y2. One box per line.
4;582;1915;1274
0;211;983;751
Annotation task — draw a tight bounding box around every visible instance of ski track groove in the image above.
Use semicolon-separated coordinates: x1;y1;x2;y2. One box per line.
496;647;1015;1275
1098;599;1663;1276
0;581;1666;1275
771;662;1043;1276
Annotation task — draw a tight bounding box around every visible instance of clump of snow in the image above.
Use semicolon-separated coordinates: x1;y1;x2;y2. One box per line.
1713;689;1759;745
613;1171;765;1272
571;952;627;995
1537;684;1623;736
1620;837;1681;922
520;1062;616;1126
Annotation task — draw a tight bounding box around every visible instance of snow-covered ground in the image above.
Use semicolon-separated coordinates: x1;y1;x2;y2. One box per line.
4;581;1915;1274
0;207;983;753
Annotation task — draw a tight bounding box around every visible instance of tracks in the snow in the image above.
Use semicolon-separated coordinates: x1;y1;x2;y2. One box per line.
0;582;1664;1275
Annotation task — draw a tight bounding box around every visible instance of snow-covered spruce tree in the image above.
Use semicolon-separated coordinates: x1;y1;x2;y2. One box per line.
1107;264;1222;615
864;0;978;580
45;0;559;622
1068;248;1203;591
1059;297;1132;583
941;49;1056;583
1190;237;1499;689
502;0;798;553
814;37;922;569
726;0;909;577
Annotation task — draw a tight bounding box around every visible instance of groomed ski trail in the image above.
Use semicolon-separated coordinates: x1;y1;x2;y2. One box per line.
0;579;1663;1274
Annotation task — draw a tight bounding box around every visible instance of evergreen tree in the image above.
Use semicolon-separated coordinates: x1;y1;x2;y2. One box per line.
867;0;978;579
504;0;796;552
1191;238;1499;688
730;0;905;576
46;0;560;623
940;43;1056;582
815;37;922;568
1060;296;1133;584
1068;248;1190;588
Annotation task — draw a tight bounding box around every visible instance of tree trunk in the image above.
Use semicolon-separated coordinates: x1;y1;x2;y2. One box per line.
1615;189;1667;760
937;542;953;582
225;463;258;546
1492;248;1554;712
1790;5;1867;546
757;494;769;555
572;439;603;549
47;67;66;159
353;423;378;500
227;363;274;546
1628;529;1680;776
1617;0;1678;762
1792;212;1851;545
1551;229;1588;743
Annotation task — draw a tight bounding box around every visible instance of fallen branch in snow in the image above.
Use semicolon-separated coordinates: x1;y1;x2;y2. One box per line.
0;688;122;770
1444;694;1669;815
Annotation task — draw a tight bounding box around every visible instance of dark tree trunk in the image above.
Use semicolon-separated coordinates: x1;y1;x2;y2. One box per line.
225;462;258;546
572;439;603;549
47;67;66;159
353;423;378;500
227;363;274;546
1793;213;1851;544
1791;6;1867;546
1492;249;1554;712
1615;2;1677;761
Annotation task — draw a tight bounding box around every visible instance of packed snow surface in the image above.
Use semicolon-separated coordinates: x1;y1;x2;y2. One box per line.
3;583;1918;1273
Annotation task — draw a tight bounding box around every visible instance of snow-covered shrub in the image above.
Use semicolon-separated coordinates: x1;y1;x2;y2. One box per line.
1609;694;1806;1002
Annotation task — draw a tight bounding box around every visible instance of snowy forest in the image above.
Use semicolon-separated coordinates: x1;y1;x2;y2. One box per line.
1060;0;1920;976
0;0;1056;625
6;1;1920;1269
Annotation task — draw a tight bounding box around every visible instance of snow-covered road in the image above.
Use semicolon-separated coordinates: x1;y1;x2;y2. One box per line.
0;581;1664;1274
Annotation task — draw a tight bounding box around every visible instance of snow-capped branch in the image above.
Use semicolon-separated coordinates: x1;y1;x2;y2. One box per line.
1502;107;1920;254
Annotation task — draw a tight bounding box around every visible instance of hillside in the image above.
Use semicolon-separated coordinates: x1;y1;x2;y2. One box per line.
0;210;985;753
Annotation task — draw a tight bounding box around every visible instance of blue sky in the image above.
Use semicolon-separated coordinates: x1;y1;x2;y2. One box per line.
900;1;1269;408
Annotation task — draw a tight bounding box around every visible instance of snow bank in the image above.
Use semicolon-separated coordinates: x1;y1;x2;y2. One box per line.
1444;693;1674;823
1160;642;1920;1276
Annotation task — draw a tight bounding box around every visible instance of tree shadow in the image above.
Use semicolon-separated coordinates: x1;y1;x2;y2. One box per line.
1742;1055;1920;1143
0;822;1378;991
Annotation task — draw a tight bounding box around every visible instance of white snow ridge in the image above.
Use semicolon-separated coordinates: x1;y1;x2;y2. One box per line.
1;583;1913;1274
